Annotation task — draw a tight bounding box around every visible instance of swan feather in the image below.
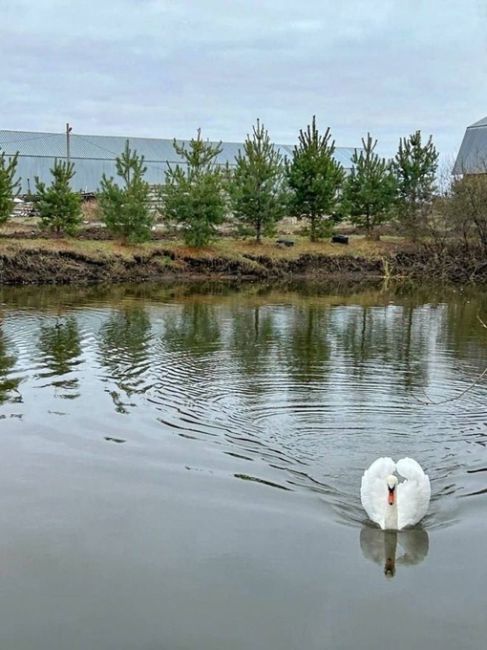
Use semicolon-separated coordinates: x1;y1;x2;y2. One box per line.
360;456;396;529
360;457;430;530
396;457;431;529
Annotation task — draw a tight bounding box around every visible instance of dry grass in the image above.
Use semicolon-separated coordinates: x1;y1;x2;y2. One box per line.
159;235;406;261
0;214;408;262
0;238;138;261
0;233;407;264
81;199;100;223
0;216;40;234
218;235;403;259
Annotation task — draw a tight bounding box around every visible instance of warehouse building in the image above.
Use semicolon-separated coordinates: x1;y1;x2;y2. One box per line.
0;128;359;194
453;115;487;175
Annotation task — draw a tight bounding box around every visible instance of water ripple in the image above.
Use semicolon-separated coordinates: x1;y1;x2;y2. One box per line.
1;285;486;530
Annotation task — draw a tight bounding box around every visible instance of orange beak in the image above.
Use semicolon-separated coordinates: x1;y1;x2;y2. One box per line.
388;487;395;505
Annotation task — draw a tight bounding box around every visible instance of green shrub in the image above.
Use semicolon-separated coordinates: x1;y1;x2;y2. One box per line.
343;134;397;239
287;116;345;241
0;149;20;225
229;120;287;242
99;141;153;243
160;130;226;247
35;160;81;235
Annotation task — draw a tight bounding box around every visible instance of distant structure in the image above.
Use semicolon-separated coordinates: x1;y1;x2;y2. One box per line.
0;129;360;194
454;115;487;175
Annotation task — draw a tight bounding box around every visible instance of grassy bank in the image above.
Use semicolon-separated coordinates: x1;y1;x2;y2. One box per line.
0;235;484;285
0;236;394;285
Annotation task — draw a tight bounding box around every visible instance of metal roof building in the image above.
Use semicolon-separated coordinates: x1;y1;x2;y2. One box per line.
453;115;487;175
0;129;359;194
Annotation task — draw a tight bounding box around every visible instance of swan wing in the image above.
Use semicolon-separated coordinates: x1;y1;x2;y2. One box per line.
359;526;385;564
360;457;396;528
396;458;431;529
396;529;429;566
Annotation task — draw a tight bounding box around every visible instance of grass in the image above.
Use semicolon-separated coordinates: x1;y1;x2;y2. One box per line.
207;235;405;259
0;234;407;267
0;214;410;261
0;237;135;260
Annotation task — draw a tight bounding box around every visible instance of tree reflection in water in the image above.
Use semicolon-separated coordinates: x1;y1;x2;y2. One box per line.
98;306;152;413
230;306;277;377
283;305;331;384
37;317;82;399
163;302;221;356
0;329;21;404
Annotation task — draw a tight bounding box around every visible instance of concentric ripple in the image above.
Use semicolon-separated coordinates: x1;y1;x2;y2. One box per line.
0;284;486;529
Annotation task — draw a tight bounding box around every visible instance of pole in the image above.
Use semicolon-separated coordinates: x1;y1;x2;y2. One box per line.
66;122;72;163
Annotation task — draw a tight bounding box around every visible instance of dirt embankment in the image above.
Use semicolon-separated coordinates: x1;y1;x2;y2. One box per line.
0;241;485;285
0;245;381;285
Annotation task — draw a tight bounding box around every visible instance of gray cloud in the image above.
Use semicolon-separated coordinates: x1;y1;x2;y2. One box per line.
1;0;486;158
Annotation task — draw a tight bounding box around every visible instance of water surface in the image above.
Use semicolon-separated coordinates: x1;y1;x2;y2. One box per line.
0;281;486;649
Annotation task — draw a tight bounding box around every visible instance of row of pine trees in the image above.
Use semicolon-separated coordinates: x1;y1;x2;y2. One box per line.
0;117;439;246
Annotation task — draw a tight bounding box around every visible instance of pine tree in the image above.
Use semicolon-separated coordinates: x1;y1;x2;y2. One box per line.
287;116;345;241
343;134;397;239
229;120;287;242
392;130;438;240
160;130;226;247
35;160;81;235
99;141;153;243
0;149;20;225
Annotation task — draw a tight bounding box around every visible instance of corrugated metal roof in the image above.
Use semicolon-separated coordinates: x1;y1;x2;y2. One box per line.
453;117;487;174
468;115;487;128
0;129;359;193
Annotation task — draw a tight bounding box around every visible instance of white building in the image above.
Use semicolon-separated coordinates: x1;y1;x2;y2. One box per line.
454;115;487;174
0;129;360;194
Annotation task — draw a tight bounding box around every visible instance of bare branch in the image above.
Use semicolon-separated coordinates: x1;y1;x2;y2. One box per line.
413;313;487;406
477;313;487;330
413;366;487;406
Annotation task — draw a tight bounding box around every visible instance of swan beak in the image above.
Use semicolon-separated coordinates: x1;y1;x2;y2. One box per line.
388;486;395;505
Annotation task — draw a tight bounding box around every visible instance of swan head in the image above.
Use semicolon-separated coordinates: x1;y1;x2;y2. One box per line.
386;475;398;505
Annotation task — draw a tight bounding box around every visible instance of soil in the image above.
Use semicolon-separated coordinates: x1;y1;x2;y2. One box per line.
0;240;485;285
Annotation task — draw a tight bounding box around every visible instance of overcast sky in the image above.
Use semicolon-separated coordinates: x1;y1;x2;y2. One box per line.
1;0;486;158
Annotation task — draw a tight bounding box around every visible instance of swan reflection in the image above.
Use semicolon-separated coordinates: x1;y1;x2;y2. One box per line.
360;525;429;577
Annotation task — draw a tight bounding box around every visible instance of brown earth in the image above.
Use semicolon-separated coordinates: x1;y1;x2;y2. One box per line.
0;237;485;285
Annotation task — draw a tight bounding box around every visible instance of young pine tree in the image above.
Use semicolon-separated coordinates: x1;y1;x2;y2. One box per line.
343;134;397;239
0;149;20;225
35;160;81;235
160;130;226;247
99;141;153;243
230;120;287;242
287;116;345;242
392;130;439;240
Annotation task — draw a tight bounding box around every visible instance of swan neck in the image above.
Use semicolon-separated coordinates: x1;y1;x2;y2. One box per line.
384;500;398;530
383;531;398;576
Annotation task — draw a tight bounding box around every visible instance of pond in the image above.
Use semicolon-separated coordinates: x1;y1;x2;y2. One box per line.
0;281;486;650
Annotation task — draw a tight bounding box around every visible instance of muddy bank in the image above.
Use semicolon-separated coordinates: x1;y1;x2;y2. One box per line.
0;246;382;285
0;243;485;285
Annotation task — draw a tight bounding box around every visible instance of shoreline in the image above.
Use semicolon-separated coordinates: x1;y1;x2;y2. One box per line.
0;237;485;286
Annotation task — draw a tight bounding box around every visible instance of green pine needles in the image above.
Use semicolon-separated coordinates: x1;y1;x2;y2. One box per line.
392;130;439;240
35;160;82;235
0;149;20;225
230;120;287;242
287;116;345;241
99;141;153;243
344;134;397;239
160;130;226;247
4;121;445;247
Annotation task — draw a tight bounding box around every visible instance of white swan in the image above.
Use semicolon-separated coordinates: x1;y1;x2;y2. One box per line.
360;457;431;530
